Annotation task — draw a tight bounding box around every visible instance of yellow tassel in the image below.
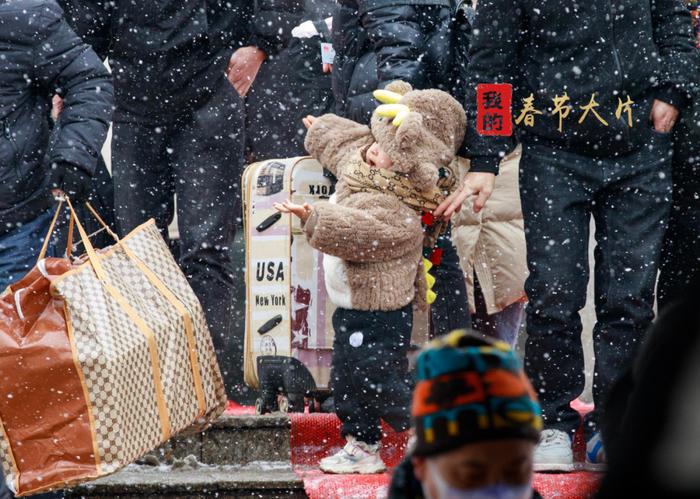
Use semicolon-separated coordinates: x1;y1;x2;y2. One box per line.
373;89;404;104
424;258;437;304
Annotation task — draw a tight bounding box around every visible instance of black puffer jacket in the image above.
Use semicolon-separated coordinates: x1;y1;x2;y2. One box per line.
332;0;456;123
0;0;113;235
249;0;306;56
246;0;337;159
464;0;700;174
59;0;251;124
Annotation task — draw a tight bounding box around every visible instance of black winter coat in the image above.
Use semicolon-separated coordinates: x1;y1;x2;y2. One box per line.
464;0;700;174
246;1;337;160
248;0;335;56
249;0;305;56
332;0;456;124
0;0;113;235
59;0;252;124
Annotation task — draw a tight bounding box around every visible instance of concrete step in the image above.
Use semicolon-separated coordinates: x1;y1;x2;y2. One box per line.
147;414;291;466
63;415;302;498
65;462;306;499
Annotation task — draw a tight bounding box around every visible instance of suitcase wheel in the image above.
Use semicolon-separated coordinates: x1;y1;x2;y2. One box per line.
307;398;322;413
255;397;278;415
255;398;266;415
277;393;305;413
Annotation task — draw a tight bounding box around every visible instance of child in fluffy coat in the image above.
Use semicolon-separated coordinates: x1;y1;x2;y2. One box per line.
275;81;466;474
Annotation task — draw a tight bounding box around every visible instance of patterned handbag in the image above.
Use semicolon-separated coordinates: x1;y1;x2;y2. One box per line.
0;201;226;496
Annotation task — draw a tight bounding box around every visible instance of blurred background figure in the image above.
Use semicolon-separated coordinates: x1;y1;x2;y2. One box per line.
331;0;456;123
598;280;700;498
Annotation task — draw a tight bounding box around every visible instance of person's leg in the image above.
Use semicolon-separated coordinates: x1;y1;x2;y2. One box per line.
492;301;526;347
658;131;700;310
588;133;673;438
331;308;382;444
520;144;599;437
471;275;524;346
471;274;492;335
170;77;246;401
332;304;414;443
0;209;57;291
111;121;173;238
376;303;414;434
323;308;388;473
430;227;471;337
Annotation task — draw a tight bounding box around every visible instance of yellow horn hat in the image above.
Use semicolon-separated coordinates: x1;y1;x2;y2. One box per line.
375;103;411;126
373;89;404;104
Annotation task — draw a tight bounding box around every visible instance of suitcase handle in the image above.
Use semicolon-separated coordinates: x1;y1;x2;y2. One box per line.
258;314;283;335
256;212;282;232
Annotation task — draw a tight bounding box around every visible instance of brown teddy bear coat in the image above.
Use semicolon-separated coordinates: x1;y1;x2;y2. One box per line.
302;114;426;312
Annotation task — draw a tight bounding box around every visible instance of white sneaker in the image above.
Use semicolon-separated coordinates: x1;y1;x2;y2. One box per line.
319;436;386;474
534;429;575;472
584;432;607;472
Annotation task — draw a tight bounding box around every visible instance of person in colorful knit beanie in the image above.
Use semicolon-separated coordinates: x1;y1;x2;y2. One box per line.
389;330;543;499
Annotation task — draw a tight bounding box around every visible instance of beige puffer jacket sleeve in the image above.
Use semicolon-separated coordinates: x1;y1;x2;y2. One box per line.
452;145;528;315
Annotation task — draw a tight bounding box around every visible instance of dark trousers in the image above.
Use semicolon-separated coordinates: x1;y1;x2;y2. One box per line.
520;134;672;438
472;276;525;347
658;126;700;309
111;77;246;400
0;209;56;291
430;227;471;337
331;305;414;444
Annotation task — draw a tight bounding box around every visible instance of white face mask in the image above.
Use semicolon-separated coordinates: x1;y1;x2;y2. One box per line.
424;460;533;499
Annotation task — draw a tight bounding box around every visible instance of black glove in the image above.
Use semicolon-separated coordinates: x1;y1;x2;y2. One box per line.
49;162;93;202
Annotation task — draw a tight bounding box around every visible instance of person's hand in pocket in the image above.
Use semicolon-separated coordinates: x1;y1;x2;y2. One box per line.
649;99;679;133
227;46;266;97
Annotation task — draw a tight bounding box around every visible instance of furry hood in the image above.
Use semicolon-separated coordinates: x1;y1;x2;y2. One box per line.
371;81;466;191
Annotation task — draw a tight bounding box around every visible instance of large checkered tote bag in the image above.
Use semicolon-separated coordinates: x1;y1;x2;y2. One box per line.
0;201;226;496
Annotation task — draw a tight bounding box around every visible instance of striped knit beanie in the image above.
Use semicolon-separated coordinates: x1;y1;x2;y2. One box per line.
412;330;543;457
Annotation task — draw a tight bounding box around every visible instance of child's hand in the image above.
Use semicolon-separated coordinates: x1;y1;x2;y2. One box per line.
274;200;313;224
302;115;317;129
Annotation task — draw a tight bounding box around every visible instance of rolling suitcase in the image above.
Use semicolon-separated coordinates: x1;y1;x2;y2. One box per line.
243;157;336;413
243;157;430;414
